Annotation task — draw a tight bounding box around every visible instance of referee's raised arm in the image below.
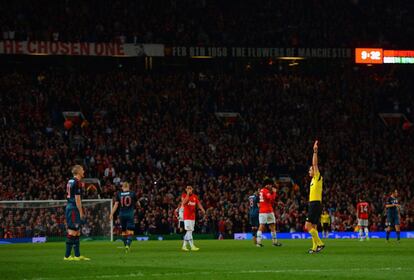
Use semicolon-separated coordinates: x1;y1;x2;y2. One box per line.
312;140;319;174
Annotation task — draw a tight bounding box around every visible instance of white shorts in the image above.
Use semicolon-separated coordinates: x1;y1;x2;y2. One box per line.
184;220;195;231
358;219;368;227
259;213;276;224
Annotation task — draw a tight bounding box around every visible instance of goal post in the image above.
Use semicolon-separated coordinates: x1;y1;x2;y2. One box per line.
0;199;113;242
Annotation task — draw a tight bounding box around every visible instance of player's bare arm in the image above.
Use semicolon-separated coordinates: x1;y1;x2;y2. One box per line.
197;201;206;215
109;201;119;220
313;140;319;174
385;203;399;208
75;194;84;219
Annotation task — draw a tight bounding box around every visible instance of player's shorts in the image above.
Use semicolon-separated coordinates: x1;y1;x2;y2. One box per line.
249;213;259;227
119;214;135;232
184;220;195;231
65;206;81;231
386;212;400;226
322;223;330;231
306;201;322;225
259;213;276;224
358;219;369;227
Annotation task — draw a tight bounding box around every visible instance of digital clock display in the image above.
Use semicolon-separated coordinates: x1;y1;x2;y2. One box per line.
355;48;383;64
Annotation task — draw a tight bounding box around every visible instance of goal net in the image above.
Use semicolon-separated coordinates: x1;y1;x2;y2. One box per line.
0;199;113;241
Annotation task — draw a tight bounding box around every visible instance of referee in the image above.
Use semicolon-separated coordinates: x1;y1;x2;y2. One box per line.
305;140;325;254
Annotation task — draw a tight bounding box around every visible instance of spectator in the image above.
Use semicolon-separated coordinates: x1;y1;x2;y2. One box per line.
0;67;413;238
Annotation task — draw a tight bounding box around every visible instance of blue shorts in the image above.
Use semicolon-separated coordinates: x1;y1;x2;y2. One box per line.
249;214;259;227
119;214;135;232
65;206;81;230
386;212;400;226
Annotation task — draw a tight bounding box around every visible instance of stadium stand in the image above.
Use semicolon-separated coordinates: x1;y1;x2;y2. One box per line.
1;67;413;238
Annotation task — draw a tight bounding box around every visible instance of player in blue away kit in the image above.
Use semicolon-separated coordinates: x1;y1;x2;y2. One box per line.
64;165;90;261
248;190;260;245
110;182;139;252
385;189;401;242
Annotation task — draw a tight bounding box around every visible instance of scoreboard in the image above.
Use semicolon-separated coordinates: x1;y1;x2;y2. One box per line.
355;48;414;64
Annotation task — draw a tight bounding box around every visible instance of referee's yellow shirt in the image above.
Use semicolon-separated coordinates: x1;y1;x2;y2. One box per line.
309;170;323;202
320;213;330;224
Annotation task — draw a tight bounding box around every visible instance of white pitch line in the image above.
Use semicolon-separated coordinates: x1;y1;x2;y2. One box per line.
24;267;412;280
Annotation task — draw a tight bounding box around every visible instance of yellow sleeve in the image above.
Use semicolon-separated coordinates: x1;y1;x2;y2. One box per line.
314;170;321;180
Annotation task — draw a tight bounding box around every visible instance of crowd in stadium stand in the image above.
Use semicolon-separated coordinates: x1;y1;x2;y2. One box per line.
1;0;413;48
0;206;110;239
0;66;413;239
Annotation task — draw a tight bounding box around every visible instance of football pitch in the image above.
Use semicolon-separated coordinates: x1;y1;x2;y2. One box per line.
1;239;413;280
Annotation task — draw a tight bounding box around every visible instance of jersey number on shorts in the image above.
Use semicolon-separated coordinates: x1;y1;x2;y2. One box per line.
121;196;132;207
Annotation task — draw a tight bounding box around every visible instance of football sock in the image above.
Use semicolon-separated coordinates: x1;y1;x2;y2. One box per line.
73;236;80;257
359;229;363;239
309;229;317;250
314;228;324;246
65;234;74;258
182;232;188;247
122;234;127;246
188;231;194;247
386;230;390;240
396;231;400;241
252;230;257;244
309;228;323;248
256;231;262;244
126;235;132;247
364;227;369;238
271;231;277;244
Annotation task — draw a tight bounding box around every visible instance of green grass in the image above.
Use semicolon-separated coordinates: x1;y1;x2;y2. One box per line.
0;239;413;280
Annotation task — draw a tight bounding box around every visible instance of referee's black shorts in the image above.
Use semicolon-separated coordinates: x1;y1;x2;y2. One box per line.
306;201;322;225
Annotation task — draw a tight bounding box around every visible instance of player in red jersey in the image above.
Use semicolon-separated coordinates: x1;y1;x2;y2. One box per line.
181;185;206;251
256;178;282;247
356;196;370;241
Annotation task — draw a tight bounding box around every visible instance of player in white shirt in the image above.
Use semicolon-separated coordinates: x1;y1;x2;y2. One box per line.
175;204;185;234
